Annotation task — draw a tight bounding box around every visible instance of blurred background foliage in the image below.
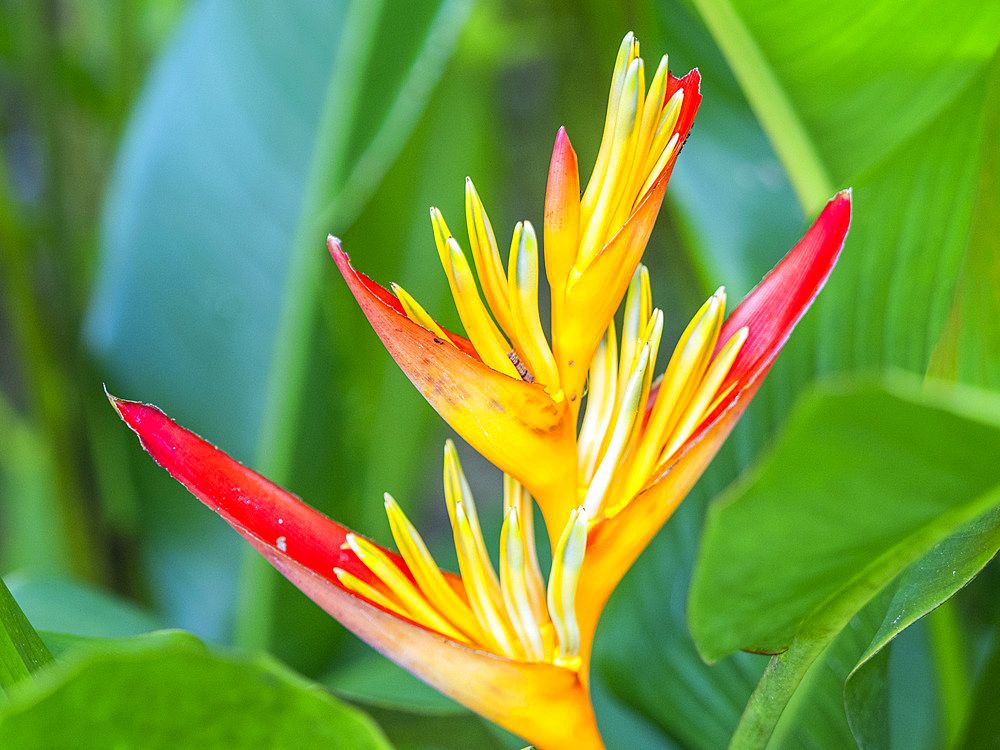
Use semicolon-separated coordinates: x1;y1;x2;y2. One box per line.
1;0;999;748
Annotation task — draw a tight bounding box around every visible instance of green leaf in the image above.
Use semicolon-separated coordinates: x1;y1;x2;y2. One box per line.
5;573;163;640
690;0;1000;213
86;0;471;458
0;576;52;693
844;505;1000;748
0;630;393;749
84;0;473;646
689;376;1000;745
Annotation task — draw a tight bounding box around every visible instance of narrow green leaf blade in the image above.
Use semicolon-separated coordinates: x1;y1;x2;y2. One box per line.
0;577;52;693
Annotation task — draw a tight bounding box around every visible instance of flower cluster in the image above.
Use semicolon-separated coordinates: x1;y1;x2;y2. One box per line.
113;33;850;750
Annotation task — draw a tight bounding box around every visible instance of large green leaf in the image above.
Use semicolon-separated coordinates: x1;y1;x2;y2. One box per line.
686;0;1000;389
87;0;472;457
690;0;1000;212
83;0;473;646
689;377;1000;745
0;630;393;749
5;574;163;640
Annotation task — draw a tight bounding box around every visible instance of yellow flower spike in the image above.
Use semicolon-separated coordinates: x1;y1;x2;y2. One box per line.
391;283;455;345
454;502;520;659
503;475;547;624
443;441;496;578
509;220;561;389
343;534;470;643
500;508;546;662
636;55;670;160
383;493;484;642
443;236;522;379
616;266;651;404
622;288;725;498
429;206;454;267
543;127;581;326
610;55;669;230
660;326;749;462
578;56;645;268
581;32;640;227
465;178;517;339
641;90;685;187
582;341;651;517
333;567;412;620
635;309;664;414
547;508;588;668
636;132;680;203
577;324;618;485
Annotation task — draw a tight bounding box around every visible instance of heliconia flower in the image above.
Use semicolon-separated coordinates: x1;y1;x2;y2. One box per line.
332;32;701;540
113;32;852;750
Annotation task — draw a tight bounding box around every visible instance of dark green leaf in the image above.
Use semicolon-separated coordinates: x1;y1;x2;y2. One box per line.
845;505;1000;748
0;630;393;749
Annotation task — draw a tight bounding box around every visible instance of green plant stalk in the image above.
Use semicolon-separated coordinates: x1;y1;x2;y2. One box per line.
0;140;104;583
0;576;53;693
688;0;835;215
233;0;388;652
729;632;833;749
232;0;474;651
928;601;970;747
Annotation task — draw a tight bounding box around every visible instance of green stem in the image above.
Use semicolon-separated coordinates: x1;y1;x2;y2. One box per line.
928;600;970;748
0;115;104;584
0;576;53;693
689;0;835;214
233;0;387;652
729;633;832;749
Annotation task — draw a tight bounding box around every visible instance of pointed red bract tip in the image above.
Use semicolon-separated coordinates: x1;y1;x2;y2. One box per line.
109;393;384;589
718;189;851;385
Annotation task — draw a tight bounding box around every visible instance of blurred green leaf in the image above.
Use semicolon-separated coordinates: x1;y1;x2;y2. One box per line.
0;630;393;749
954;632;1000;750
689;376;1000;744
358;706;514;750
844;505;1000;749
83;0;473;645
327;653;466;716
87;0;472;458
5;574;163;640
596;497;766;750
0;400;71;575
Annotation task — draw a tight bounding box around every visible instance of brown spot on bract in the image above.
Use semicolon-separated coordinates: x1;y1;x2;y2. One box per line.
507;350;534;383
489;399;506;414
433;337;445;344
